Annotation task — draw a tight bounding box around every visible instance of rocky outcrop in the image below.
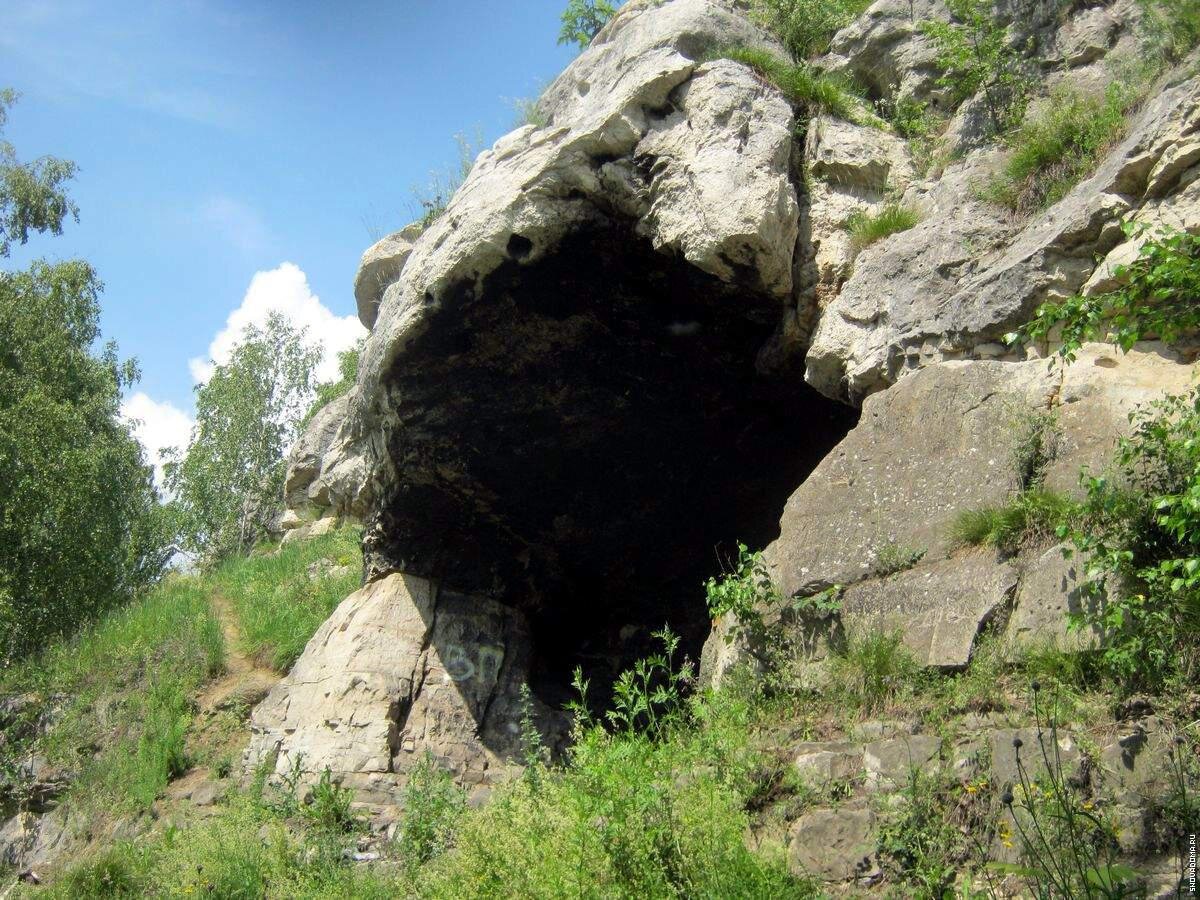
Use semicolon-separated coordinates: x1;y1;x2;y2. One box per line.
693;344;1200;682
244;574;553;806
271;0;1200;819
354;223;423;331
279;392;371;541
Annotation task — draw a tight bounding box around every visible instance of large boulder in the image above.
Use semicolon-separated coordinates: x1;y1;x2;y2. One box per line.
769;343;1198;600
354;223;423;330
244;574;549;806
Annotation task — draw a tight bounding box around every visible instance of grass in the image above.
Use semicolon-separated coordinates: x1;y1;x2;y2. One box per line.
213;527;362;671
846;203;920;252
0;577;224;814
948;489;1076;555
982;85;1131;214
717;46;875;125
751;0;873;62
828;629;923;714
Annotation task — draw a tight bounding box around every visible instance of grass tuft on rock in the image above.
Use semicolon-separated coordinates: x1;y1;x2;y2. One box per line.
948;489;1076;555
982;85;1132;213
846;203;920;252
717;46;873;125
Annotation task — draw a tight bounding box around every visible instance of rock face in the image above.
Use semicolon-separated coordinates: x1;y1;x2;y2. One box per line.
244;574;550;806
271;0;1200;810
353;223;423;331
805;70;1200;402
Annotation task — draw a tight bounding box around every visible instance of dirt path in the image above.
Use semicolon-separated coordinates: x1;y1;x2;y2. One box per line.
196;593;279;714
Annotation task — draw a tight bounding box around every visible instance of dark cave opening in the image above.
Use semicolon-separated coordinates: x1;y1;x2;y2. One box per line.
375;222;858;709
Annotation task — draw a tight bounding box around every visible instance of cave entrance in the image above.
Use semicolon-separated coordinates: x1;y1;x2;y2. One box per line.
375;221;857;712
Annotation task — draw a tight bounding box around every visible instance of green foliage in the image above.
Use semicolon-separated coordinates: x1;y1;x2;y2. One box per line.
846;203;920;252
920;0;1033;135
1059;388;1200;690
1015;225;1200;363
751;0;872;61
1138;0;1200;67
0;90;79;258
303;340;362;425
213;526;362;671
994;689;1135;898
877;769;966;898
603;627;692;741
396;753;467;871
303;767;359;834
418;703;812;898
39;793;397;900
43;844;151;898
558;0;618;50
704;542;780;623
983;85;1130;213
828;629;921;713
165;312;321;561
1012;409;1062;492
879;94;940;140
0;577;223;813
948;489;1076;555
0;92;169;661
718;46;871;124
871;541;927;577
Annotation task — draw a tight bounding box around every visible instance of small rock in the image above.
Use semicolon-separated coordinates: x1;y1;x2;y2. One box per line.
190;780;225;807
788;802;879;882
862;735;942;791
793;741;863;786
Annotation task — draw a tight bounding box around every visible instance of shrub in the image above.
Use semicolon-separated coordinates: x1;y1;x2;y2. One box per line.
948;489;1075;555
396;753;467;870
1061;389;1200;691
920;0;1033;134
305;767;359;833
983;85;1130;213
877;769;964;896
1012;227;1200;692
846;203;920;251
880;94;940;140
718;46;870;123
751;0;872;61
418;717;810;897
558;0;618;51
1015;225;1200;363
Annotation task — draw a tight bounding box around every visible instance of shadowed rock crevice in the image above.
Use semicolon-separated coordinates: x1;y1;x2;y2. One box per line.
367;221;857;704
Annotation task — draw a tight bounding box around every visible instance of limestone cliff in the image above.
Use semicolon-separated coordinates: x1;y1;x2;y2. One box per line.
260;0;1199;863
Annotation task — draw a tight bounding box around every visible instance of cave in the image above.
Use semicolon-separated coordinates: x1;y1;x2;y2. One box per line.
371;221;858;708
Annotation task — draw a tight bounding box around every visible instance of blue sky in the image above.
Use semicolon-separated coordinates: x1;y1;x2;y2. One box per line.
0;0;579;472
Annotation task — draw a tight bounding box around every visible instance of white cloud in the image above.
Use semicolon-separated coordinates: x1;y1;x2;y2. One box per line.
189;262;366;385
121;391;194;486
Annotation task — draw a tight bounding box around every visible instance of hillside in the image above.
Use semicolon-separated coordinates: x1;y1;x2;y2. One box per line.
2;0;1200;896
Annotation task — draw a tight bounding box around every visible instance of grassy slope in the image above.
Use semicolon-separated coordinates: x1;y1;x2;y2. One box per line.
5;518;1197;897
